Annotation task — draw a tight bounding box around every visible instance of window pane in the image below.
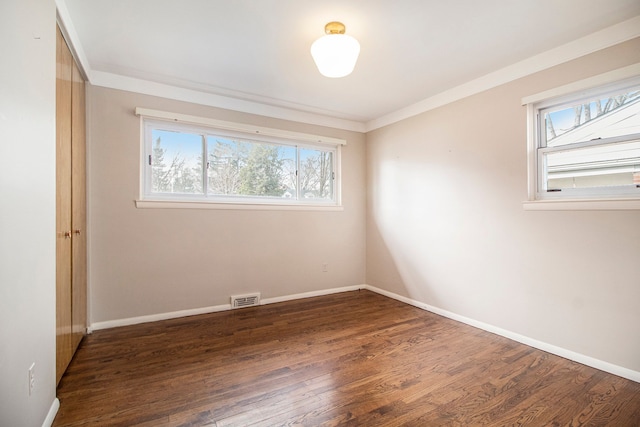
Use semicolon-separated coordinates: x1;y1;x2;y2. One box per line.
543;87;640;147
151;129;203;194
207;137;246;195
546;139;640;190
207;136;295;198
299;148;334;200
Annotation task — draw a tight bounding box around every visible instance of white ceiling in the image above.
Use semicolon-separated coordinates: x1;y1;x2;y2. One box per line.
59;0;640;131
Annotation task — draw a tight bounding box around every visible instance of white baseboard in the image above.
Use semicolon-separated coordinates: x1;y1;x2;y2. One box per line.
261;285;364;305
89;303;231;332
42;398;59;427
88;285;366;332
362;284;640;383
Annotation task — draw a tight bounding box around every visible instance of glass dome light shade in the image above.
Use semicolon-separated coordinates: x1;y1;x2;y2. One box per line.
311;33;360;78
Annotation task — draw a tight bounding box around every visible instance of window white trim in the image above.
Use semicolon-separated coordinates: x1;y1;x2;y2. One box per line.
136;109;344;209
523;64;640;210
526;103;538;201
134;199;344;211
521;63;640;106
522;198;640;211
135;107;346;146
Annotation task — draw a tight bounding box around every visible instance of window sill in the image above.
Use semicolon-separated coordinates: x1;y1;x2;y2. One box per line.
522;198;640;211
135;199;344;211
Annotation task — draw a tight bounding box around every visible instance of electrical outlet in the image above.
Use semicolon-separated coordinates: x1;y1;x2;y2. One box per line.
322;263;328;272
28;363;35;396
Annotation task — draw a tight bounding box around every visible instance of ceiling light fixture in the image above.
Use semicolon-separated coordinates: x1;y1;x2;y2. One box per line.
310;21;360;78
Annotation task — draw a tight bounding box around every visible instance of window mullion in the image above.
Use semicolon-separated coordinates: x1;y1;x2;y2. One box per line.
296;146;301;201
202;134;208;196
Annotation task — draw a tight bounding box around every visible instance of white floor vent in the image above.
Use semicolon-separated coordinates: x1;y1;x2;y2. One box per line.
231;293;261;309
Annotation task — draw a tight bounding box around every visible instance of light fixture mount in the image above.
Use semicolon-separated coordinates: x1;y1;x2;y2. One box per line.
324;21;346;35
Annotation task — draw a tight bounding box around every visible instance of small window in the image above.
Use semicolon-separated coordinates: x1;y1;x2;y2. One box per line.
140;115;341;207
528;76;640;201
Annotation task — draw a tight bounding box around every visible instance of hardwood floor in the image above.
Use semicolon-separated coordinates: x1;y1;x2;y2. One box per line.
54;290;640;426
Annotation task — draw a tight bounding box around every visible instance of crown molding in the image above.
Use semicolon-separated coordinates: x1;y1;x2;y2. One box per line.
54;1;640;135
54;0;366;133
91;71;366;132
365;15;640;132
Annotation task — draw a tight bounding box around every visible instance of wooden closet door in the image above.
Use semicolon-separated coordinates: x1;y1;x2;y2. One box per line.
71;60;87;352
56;26;73;384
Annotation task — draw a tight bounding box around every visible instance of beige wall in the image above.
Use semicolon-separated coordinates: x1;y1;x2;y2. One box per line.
0;0;58;425
366;38;640;373
88;38;639;375
87;86;366;324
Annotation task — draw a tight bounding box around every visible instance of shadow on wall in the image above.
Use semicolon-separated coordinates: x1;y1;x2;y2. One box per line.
366;148;483;310
367;214;442;307
364;137;529;322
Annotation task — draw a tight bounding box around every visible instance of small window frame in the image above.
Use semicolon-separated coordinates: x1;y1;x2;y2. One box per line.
136;109;345;210
523;65;640;210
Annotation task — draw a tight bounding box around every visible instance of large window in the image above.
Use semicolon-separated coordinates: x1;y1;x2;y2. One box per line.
525;72;640;203
138;110;343;207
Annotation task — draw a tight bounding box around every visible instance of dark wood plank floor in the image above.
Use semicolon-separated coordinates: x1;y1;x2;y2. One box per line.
54;290;640;426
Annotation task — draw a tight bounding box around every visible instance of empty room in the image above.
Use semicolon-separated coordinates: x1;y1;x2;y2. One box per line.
2;1;640;426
